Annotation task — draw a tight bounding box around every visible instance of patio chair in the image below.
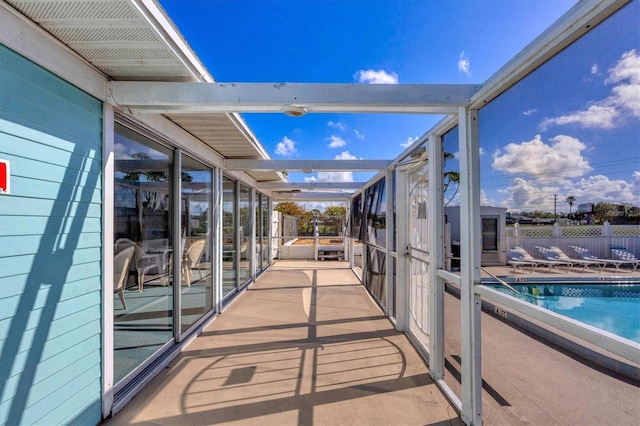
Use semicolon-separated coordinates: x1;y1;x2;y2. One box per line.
532;246;574;272
546;246;606;272
115;238;164;291
610;248;640;271
114;246;135;309
569;245;634;272
507;246;566;273
182;239;206;286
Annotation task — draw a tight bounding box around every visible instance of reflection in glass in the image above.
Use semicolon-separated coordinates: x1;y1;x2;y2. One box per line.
113;123;173;383
238;184;251;285
222;176;236;297
255;193;262;272
362;178;387;247
350;193;363;239
180;154;213;332
442;126;460;209
363;246;386;307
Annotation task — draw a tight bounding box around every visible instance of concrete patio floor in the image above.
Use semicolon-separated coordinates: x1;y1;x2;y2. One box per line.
106;260;640;425
106;260;463;425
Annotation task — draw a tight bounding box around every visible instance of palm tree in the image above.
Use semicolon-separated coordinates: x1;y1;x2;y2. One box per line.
444;152;460;207
565;196;576;219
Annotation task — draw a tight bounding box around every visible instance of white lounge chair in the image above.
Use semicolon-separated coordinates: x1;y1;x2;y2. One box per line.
508;246;567;273
569;245;635;272
611;248;640;271
532;246;574;272
546;246;606;272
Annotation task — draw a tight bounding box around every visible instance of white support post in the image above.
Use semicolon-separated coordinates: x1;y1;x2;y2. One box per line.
385;169;395;317
314;212;319;261
349;237;355;269
250;188;256;281
458;107;483;425
428;134;445;381
267;197;273;266
173;150;182;341
214;167;223;312
234;181;240;289
102;103;115;418
394;168;409;331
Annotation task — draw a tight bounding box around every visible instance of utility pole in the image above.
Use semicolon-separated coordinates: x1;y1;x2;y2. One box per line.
554;194;557;223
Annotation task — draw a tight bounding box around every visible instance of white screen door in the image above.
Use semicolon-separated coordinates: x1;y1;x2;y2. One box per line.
407;161;430;350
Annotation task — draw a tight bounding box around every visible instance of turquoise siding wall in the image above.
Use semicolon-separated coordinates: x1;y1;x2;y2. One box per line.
0;45;103;425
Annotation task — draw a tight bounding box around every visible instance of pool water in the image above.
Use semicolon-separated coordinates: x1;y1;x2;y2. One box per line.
489;283;640;343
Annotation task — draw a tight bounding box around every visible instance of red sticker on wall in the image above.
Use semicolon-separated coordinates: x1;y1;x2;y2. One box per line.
0;159;9;194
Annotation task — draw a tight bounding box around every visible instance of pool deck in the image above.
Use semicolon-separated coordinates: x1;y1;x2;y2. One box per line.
106;260;639;425
483;264;640;280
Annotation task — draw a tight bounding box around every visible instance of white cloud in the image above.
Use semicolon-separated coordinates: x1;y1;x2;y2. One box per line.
499;178;559;211
114;142;131;159
480;189;493;206
458;51;471;76
591;63;599;75
115;143;164;159
541;49;640;130
334;151;360;160
540;104;619;130
400;136;418;148
354;69;399;84
523;109;538;116
567;174;639;204
275;136;297;156
498;172;639;211
328;121;347;131
354;129;365;140
312;151;362;182
316;171;354;182
327;135;347;149
606;49;640;85
492;134;592;183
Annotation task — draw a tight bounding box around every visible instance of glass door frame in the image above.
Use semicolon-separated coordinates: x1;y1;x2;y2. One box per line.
177;150;218;341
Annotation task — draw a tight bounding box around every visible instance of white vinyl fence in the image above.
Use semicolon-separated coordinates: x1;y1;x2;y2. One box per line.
505;222;640;258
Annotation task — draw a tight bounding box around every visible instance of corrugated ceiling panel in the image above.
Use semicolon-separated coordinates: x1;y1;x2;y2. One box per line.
8;0;135;20
6;0;282;181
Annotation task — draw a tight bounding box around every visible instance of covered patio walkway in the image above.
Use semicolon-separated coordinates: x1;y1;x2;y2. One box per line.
107;260;462;425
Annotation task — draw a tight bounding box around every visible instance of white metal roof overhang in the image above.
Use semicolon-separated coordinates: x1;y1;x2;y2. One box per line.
4;0;283;183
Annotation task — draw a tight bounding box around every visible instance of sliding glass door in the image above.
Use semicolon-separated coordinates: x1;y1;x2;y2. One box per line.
113;123;174;383
222;176;236;296
180;153;213;332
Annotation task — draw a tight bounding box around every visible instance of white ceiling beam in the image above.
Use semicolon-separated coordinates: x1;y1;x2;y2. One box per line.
106;82;481;114
225;159;391;172
258;182;366;190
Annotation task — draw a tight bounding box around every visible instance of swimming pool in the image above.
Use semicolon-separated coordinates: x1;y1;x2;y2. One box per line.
488;283;640;343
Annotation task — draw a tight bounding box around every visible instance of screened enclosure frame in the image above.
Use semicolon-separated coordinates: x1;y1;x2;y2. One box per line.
4;0;626;423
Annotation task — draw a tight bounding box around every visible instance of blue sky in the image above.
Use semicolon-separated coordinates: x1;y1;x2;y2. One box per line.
159;0;639;212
